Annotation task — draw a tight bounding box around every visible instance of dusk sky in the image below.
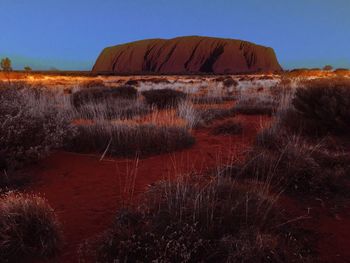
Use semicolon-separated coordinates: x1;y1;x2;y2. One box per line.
1;0;349;70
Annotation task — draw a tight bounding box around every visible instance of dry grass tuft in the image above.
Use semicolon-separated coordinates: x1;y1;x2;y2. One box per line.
211;120;243;135
0;192;62;262
95;176;310;262
66;122;195;157
141;89;187;109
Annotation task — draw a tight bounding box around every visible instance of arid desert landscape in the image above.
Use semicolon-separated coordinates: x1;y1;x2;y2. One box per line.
2;1;350;262
1;67;350;262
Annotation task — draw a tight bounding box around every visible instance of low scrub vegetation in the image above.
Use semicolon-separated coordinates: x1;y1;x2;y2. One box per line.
292;79;350;135
224;82;350;197
234;94;278;116
212;120;243;135
75;98;150;120
72;85;138;108
67;122;195;157
141;89;187;109
0;87;76;172
177;101;235;128
95;176;310;262
0;192;62;262
191;95;235;105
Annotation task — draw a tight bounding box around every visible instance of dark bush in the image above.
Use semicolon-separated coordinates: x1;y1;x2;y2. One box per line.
229;128;350;197
80;79;106;89
72;85;138;108
66;123;195;157
212;120;243;135
141;89;186;109
234;97;278;116
0;192;62;262
107;85;137;99
223;77;238;87
71;87;110;108
292;81;350;135
96;177;310;262
197;108;235;126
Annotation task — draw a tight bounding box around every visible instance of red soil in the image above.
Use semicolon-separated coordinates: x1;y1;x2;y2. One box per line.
28;115;269;262
27;114;350;263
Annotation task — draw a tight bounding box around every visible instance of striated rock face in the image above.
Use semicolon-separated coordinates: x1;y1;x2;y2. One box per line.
92;36;282;74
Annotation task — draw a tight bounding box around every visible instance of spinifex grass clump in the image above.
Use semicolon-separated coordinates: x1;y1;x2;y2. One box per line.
292;79;350;135
212;119;243;135
0;192;62;262
234;94;278;116
75;98;150;120
71;85;138;108
177;100;236;129
0;86;76;172
96;176;310;262
141;89;187;109
224;89;350;197
67;122;195;157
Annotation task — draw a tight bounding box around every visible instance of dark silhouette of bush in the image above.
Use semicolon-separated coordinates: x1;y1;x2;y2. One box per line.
71;87;109;108
107;85;137;99
72;85;138;108
0;192;62;262
223;77;238;87
67;123;195;157
226;127;350;197
212;120;243;135
292;81;350;135
141;89;186;109
95;177;310;262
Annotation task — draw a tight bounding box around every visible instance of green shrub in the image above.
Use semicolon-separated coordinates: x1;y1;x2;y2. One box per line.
0;192;61;262
141;89;187;109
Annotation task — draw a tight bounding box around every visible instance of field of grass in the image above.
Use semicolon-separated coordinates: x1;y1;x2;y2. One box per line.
1;72;350;262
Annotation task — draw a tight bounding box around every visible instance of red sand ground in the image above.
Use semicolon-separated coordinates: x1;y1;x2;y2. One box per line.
28;115;350;263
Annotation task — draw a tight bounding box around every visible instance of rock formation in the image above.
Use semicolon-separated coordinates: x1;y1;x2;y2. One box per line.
92;36;282;74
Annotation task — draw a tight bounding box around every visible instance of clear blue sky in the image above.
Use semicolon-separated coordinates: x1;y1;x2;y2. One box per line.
0;0;349;70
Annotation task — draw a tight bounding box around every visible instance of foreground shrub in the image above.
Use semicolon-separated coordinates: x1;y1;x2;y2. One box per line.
292;80;350;135
0;192;61;262
96;177;310;262
67;122;195;157
0;87;76;171
228;127;350;197
141;89;186;109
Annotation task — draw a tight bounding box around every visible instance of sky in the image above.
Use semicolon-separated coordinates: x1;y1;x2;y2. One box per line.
0;0;349;70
